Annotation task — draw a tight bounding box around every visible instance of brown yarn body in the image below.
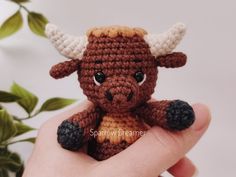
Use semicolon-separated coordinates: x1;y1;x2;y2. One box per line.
88;113;148;160
88;140;130;161
50;31;189;160
72;35;172;160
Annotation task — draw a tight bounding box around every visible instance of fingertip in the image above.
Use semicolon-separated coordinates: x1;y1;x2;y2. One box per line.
192;168;199;177
191;103;211;132
168;157;197;177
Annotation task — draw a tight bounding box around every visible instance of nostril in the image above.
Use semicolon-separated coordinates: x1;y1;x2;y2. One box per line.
127;91;134;101
105;90;113;101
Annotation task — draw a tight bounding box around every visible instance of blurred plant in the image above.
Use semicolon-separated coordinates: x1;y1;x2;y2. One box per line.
0;0;49;39
0;83;76;177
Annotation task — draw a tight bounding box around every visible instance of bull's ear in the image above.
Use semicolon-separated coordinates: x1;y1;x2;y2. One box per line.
50;59;80;79
156;52;187;68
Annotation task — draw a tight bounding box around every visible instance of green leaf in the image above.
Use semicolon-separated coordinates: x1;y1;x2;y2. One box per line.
0;148;24;174
14;122;35;137
0;157;21;172
12;116;22;122
0;149;22;172
23;137;35;143
14;137;36;144
27;12;49;37
0;91;21;103
39;97;76;112
16;164;24;177
10;0;30;3
0;11;23;39
11;83;38;115
9;152;21;165
0;147;8;156
0;110;16;143
7;153;22;172
0;169;9;177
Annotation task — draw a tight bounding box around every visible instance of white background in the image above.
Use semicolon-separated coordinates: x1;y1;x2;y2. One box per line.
0;0;236;176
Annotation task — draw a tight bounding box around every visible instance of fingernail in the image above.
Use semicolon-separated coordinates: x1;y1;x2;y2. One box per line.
192;104;211;131
192;168;199;177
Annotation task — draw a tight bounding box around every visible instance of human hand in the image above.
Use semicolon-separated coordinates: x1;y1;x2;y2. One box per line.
23;101;211;177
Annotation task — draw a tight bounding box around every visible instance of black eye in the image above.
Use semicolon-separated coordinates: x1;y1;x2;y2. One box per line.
94;72;106;85
134;71;146;85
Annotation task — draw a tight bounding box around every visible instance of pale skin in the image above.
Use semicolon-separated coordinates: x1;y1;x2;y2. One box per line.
23;101;211;177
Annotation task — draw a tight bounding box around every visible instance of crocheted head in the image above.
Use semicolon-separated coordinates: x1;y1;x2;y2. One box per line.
46;23;195;160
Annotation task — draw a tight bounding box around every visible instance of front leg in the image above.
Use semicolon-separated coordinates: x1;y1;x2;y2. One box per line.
134;100;195;131
57;104;103;151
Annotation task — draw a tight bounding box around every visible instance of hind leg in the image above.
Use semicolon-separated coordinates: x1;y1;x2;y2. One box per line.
88;139;130;161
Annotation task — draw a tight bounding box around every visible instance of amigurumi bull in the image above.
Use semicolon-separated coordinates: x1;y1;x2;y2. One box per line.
45;23;195;160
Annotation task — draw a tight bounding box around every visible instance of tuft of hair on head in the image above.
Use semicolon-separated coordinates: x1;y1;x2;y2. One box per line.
86;26;147;38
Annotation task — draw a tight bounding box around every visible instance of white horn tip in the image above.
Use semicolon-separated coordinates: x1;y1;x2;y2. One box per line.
172;23;187;35
45;23;59;37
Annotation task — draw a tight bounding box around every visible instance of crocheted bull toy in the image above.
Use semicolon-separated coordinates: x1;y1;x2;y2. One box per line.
45;23;195;160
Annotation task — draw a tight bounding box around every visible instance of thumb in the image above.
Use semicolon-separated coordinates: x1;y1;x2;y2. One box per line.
104;104;211;177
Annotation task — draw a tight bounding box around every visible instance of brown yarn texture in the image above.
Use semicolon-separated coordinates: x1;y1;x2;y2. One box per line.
50;27;188;160
157;52;187;68
50;59;80;79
